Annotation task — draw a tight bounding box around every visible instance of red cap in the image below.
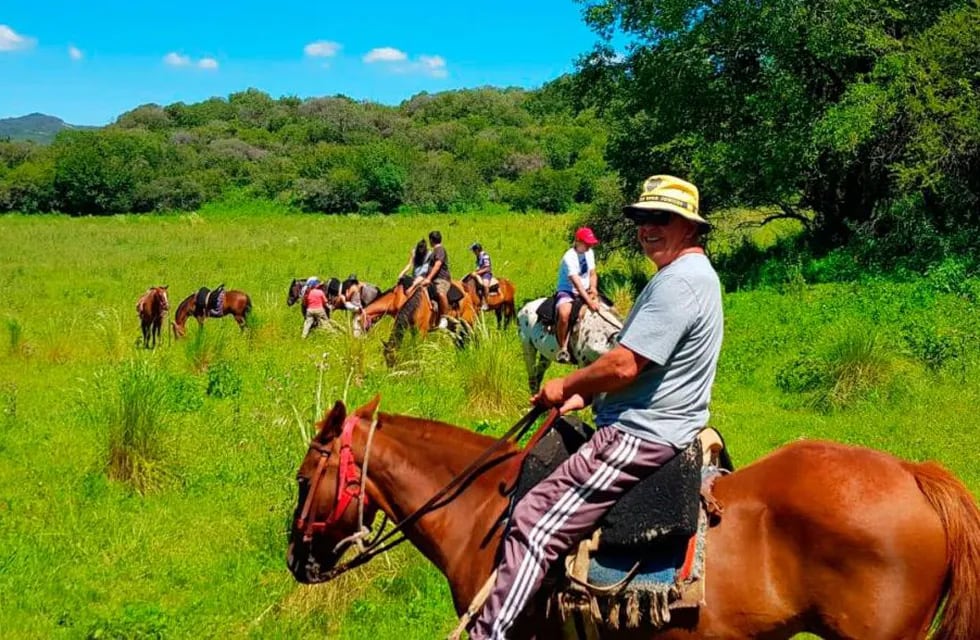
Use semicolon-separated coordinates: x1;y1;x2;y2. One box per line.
574;227;599;246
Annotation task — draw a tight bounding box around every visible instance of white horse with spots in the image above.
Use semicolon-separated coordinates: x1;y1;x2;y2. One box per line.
517;298;623;392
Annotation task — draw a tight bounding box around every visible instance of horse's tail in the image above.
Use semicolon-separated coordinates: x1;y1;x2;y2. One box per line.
906;460;980;640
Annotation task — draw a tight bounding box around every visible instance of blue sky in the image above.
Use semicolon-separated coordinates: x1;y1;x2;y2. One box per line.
0;1;604;125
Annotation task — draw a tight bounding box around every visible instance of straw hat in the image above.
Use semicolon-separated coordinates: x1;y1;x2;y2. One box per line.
623;175;708;226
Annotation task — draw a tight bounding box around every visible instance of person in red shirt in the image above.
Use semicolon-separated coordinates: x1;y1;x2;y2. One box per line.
302;285;329;338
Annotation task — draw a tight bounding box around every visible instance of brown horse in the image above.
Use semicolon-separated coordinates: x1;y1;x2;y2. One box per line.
357;285;403;334
462;274;517;328
171;288;252;338
136;285;169;349
287;397;980;640
383;278;477;364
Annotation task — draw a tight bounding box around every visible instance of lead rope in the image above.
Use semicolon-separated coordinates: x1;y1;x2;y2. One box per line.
447;570;497;640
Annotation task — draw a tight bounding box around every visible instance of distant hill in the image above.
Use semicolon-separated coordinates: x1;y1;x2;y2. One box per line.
0;113;94;143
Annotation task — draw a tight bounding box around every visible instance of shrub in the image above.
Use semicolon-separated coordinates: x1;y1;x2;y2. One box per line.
206;361;243;399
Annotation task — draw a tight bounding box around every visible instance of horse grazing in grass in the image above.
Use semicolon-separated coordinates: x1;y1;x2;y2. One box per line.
172;288;252;338
136;285;169;349
462;273;516;328
518;297;623;392
287;397;980;640
355;285;404;334
382;277;476;365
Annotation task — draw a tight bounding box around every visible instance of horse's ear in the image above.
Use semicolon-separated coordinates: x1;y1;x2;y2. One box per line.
315;401;347;442
354;394;381;420
162;285;168;290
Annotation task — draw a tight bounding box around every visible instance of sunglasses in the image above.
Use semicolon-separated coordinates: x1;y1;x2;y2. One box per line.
626;210;673;226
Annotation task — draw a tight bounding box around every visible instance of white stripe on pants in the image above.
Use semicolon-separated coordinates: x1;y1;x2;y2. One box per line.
469;426;677;640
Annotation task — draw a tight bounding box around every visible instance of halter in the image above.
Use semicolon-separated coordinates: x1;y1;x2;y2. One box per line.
295;415;373;543
294;405;559;583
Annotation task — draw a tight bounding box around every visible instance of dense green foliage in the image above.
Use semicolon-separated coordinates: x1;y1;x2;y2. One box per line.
0;88;613;216
577;0;980;265
0;209;977;638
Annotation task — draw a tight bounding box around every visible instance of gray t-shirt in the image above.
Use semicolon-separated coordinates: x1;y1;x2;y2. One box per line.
593;252;723;449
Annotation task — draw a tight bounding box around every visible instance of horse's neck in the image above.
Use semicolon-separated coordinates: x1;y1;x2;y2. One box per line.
357;415;517;611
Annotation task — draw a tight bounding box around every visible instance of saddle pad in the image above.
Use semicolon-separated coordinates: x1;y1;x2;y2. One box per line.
588;506;707;593
512;421;702;551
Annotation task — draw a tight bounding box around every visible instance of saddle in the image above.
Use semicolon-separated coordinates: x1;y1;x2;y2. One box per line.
194;285;225;318
509;418;731;635
535;295;586;333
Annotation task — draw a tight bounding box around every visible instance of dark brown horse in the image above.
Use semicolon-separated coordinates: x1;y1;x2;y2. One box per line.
136;285;169;349
171;288;252;338
462;274;517;328
288;397;980;640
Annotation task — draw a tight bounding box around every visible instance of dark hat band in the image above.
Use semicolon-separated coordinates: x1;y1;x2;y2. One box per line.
638;193;698;213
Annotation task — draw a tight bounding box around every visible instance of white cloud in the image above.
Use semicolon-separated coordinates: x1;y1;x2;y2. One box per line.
68;45;83;61
163;52;191;67
197;57;219;70
304;40;341;58
0;24;35;52
363;47;407;63
417;54;448;78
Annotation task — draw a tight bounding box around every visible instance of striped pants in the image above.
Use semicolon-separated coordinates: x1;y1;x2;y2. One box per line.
469;426;677;640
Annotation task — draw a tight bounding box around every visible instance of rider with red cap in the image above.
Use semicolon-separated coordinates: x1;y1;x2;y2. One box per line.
554;226;600;363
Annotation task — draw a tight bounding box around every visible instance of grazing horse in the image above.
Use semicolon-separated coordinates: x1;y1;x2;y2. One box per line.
383;278;476;365
171;288;252;338
287;397;980;640
461;274;517;328
136;285;169;349
518;298;623;392
355;285;402;334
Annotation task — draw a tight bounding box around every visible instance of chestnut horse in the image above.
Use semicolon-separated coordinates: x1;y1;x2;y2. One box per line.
383;278;476;365
136;285;169;349
461;274;517;328
287;397;980;640
171;289;252;338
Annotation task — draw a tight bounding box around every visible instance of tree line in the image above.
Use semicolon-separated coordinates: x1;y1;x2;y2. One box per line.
0;87;612;216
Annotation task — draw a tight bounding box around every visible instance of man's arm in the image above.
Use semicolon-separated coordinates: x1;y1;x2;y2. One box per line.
532;344;650;408
423;259;443;284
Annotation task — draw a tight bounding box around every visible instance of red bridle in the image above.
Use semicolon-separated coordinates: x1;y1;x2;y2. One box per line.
295;415;370;543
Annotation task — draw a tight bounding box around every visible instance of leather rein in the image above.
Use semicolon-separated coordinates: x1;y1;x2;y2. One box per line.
295;405;559;583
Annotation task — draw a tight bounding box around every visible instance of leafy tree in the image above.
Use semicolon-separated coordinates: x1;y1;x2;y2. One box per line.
579;0;974;251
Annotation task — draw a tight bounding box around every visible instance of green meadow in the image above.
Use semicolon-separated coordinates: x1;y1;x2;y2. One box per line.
0;206;977;639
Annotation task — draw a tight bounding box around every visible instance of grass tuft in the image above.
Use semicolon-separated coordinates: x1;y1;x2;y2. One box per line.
87;358;173;494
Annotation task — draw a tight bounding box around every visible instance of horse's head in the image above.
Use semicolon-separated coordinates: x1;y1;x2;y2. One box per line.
286;396;382;584
286;279;304;306
157;286;169;312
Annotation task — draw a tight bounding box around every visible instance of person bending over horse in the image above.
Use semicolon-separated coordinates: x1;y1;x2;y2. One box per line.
335;276;381;330
469;242;493;312
468;175;722;640
301;283;329;338
397;238;430;287
554;227;600;364
419;230;452;326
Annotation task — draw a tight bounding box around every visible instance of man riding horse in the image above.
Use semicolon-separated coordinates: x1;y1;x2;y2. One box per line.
468;175;720;639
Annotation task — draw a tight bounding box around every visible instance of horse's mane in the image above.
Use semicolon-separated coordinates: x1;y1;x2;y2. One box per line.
173;294;194;324
377;412;501;454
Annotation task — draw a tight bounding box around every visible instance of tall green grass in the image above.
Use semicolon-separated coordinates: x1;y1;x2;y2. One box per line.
0;210;975;639
85;358;173;494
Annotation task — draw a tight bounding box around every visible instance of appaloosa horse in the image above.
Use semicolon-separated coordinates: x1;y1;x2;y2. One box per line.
462;273;517;328
136;285;169;349
518;298;623;392
287;397;980;640
171;287;252;338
